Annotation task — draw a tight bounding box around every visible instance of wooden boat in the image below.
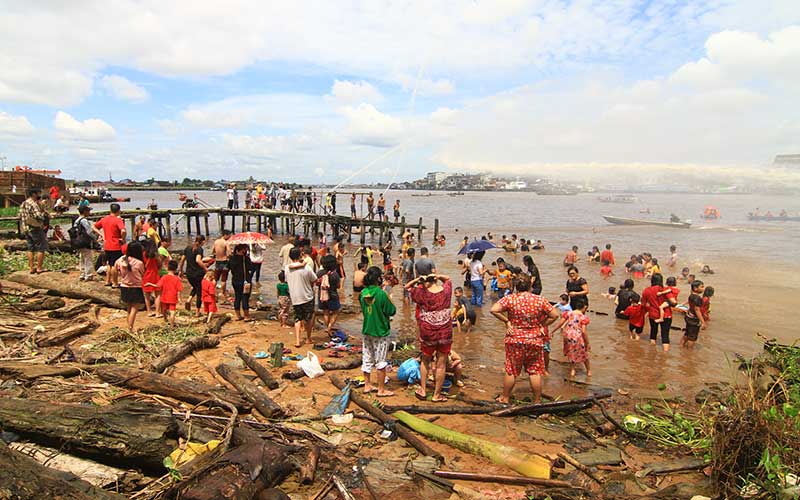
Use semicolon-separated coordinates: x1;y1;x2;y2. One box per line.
447;192;465;196
598;194;637;203
748;214;800;222
603;215;691;228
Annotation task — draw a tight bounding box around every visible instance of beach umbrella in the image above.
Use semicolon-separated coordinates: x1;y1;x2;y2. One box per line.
227;232;273;245
458;240;497;255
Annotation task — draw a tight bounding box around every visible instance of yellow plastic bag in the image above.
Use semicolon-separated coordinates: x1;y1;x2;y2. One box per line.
167;439;220;467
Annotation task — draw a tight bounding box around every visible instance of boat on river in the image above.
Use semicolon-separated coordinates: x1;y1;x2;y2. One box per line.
602;215;692;228
68;187;130;203
748;214;800;222
598;194;637;203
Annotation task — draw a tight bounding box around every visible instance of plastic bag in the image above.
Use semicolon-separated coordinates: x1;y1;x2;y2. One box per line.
321;382;351;417
297;352;325;379
397;358;421;385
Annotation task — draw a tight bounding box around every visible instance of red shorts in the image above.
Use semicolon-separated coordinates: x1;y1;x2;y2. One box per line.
162;302;177;311
504;342;545;376
203;302;218;313
420;342;452;357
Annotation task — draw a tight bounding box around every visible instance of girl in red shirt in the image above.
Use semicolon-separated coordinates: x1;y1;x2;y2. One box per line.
201;270;218;323
141;240;161;317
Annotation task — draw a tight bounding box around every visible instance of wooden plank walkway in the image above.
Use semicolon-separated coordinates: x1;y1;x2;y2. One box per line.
0;207;434;246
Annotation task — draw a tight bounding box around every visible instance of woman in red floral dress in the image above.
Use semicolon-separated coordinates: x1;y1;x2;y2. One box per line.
406;273;452;402
491;274;560;404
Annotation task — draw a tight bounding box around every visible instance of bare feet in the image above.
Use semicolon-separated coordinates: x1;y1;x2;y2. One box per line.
363;386;376;394
569;368;577;378
495;396;510;404
376;390;395;397
586;371;592;377
543;370;551;376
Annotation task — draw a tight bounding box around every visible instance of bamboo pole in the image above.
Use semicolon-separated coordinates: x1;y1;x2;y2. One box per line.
417;217;423;243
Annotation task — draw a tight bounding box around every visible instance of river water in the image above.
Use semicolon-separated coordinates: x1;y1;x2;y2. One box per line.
107;189;799;395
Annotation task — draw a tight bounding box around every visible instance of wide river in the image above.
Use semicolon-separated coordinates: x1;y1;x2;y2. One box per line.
106;189;799;395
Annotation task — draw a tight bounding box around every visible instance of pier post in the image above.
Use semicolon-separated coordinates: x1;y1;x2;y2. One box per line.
219;212;224;233
417;217;423;243
400;216;406;237
378;222;384;248
360;221;366;245
203;214;210;237
185;214;191;236
433;218;439;243
165;214;172;240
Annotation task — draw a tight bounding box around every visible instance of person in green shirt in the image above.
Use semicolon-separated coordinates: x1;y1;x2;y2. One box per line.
276;270;291;328
359;266;397;397
157;238;172;276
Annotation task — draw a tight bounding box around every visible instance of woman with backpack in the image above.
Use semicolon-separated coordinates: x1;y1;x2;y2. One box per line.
317;254;341;334
73;205;98;281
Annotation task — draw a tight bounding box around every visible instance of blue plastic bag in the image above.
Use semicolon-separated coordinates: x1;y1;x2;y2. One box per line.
321;382;351;417
397;358;421;385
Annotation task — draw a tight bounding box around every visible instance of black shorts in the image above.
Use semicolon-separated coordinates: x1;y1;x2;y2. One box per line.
105;250;123;267
629;324;643;334
684;317;701;341
120;286;145;305
293;300;315;322
25;228;48;253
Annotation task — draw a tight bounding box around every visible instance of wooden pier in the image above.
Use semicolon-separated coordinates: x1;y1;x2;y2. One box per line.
1;207;436;246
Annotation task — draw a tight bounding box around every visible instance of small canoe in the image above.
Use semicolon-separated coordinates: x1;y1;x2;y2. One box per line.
748;215;800;222
602;215;691;228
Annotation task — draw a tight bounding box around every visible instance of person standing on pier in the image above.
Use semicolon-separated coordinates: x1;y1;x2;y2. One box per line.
232;184;240;209
330;192;337;215
93;203;126;288
377;194;386;221
393;199;400;223
244;186;253;209
19;187;49;274
350;193;357;218
213;230;231;297
366;192;375;220
226;184;235;209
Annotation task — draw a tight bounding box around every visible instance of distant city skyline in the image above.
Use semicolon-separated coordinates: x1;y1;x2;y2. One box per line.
0;2;798;187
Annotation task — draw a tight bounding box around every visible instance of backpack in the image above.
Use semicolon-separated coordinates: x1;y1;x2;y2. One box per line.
68;217;92;250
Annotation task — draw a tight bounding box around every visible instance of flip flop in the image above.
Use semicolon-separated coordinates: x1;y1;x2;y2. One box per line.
363;387;376;394
376;391;395;398
414;391;427;401
431;396;448;403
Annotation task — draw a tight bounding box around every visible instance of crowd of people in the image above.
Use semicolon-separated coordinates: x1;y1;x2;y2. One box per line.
18;184;718;404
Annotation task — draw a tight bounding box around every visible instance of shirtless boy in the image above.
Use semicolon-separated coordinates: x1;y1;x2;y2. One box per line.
213;230;232;296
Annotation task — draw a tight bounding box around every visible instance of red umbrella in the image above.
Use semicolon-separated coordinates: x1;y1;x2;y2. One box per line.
227;232;273;245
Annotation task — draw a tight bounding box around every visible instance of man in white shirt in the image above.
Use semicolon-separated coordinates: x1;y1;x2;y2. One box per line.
226;184;235;209
278;235;296;267
285;247;318;347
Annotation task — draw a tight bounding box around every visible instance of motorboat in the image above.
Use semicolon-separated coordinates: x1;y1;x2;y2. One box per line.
598;194;637;203
603;215;692;228
748;213;800;222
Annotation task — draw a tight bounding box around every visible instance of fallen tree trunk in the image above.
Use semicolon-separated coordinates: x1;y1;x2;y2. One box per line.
236;346;279;390
381;404;497;415
433;470;571;488
394;411;551;479
0;361;90;379
171;427;298;500
95;365;250;411
282;354;362;380
0;441;126;500
35;320;99;347
216;364;283;418
6;271;124;309
206;314;230;334
48;299;93;319
330;374;443;462
16;296;66;311
489;392;611;417
1;239;73;252
0;398;177;472
148;335;220;373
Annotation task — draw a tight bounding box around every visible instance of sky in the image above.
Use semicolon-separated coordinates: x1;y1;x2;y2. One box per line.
0;1;799;185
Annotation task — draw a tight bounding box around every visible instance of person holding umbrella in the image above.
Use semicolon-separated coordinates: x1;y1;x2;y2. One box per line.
459;239;496;307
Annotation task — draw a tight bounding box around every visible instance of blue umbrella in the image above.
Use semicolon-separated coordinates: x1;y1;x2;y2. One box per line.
458;239;497;255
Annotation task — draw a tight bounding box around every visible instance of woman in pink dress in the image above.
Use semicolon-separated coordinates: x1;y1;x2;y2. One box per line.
491;274;560;404
553;302;591;378
406;273;452;402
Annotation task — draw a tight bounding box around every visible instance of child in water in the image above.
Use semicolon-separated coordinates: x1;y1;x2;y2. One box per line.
276;271;291;328
623;293;645;340
551;294;573;375
655;276;680;323
701;286;714;322
554;302;591;378
600;260;614;279
201;270;218;323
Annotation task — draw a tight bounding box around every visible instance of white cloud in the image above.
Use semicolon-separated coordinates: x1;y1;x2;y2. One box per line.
100;75;149;102
53;111;116;141
394;74;455;96
0;111;35;136
328;80;383;105
180;94;331;129
339;104;404;147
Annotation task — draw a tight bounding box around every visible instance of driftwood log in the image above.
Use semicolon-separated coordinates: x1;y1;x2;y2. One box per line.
48;299;93;319
16;296;66;311
236;346;280;390
206;314;230;334
0;398;177;472
148;335;220;373
6;271;125;309
95;365;250;411
489;392;612;417
216;364;283;418
380;404;497;415
282;354;362;380
0;361;90;379
172;427;299;500
1;239;73;252
0;441;126;500
35;320;99;347
330;374;443;462
433;470;572;488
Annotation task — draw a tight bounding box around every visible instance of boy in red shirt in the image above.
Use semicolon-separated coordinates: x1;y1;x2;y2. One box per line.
201;270;218;323
600;260;614;279
92;203;127;287
151;260;183;327
600;244;615;266
623;293;645;340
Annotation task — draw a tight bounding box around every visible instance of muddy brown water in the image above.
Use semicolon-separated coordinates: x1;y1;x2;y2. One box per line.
106;189;799;397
